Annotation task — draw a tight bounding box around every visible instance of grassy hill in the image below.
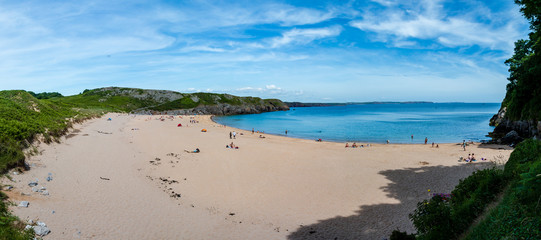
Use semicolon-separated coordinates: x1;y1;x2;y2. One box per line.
50;87;288;113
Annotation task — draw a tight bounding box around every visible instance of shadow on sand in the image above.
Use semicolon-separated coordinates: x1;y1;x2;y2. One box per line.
287;162;494;240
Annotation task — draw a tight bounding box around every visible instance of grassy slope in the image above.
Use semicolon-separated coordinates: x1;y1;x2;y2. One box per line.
0;90;103;239
463;139;541;239
0;90;101;170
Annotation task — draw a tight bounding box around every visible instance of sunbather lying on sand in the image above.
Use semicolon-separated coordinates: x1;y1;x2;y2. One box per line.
184;148;200;153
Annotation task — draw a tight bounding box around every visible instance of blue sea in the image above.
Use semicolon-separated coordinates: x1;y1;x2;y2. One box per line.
213;103;500;144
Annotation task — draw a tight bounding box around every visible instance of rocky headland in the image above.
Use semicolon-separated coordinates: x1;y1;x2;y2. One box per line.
489;107;541;145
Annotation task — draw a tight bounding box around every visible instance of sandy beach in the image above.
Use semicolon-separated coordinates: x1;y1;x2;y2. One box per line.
3;113;513;239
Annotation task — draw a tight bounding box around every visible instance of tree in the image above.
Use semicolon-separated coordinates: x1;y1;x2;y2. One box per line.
503;0;541;120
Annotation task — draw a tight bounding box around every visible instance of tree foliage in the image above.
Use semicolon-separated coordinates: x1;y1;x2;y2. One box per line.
502;0;541;120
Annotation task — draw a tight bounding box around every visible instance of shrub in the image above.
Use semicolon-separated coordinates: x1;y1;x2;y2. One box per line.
409;168;506;239
390;229;416;240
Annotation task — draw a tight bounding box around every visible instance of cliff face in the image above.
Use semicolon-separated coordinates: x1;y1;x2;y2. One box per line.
489;107;541;144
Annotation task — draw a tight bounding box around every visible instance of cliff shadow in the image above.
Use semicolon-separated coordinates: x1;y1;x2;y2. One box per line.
476;143;513;150
287;162;494;240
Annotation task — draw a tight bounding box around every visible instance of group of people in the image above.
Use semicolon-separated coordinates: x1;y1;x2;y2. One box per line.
462;153;486;162
226;142;239;149
463;153;477;162
345;143;370;148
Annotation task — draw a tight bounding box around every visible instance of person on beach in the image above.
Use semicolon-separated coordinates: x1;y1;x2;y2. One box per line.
185;148;200;153
411;134;414;141
432;142;435;147
352;143;357;148
387;140;390;144
285;130;288;135
259;135;265;138
471;153;476;161
229;132;232;139
345;143;349;148
233;131;237;139
463;140;466;151
425;137;428;144
252;128;254;134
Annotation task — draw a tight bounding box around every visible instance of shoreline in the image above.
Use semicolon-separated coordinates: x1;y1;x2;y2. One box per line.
3;113;513;239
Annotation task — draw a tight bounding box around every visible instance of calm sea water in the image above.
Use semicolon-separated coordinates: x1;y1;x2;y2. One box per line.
213;103;500;143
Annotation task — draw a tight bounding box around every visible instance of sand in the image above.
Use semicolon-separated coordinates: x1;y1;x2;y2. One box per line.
2;113;513;239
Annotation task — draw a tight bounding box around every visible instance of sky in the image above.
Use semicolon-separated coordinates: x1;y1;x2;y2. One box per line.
0;0;530;102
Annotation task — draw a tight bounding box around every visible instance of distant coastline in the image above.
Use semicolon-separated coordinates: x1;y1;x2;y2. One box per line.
285;101;434;107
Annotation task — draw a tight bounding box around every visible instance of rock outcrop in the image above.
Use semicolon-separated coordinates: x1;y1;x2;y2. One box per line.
489;107;541;145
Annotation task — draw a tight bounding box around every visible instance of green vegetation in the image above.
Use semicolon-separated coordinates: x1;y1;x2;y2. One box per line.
464;139;541;239
391;139;541;240
49;87;287;113
500;0;541;121
0;90;100;239
149;93;285;111
50;87;165;112
0;90;99;171
406;168;507;239
27;91;63;99
0;191;33;239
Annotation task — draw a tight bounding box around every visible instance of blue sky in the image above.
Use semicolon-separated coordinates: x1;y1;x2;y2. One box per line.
0;0;530;102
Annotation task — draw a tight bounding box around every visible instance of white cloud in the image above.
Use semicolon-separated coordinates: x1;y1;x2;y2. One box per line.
370;0;396;7
262;5;336;26
350;0;526;52
270;26;343;48
234;84;286;95
180;46;226;53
